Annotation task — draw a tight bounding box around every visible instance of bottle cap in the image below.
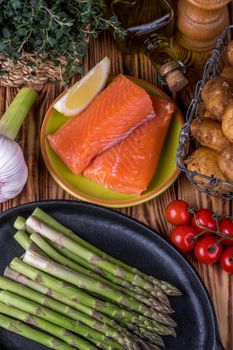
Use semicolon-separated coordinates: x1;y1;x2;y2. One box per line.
159;61;188;92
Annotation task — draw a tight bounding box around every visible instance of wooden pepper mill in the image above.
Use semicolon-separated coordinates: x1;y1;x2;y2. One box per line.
174;0;230;74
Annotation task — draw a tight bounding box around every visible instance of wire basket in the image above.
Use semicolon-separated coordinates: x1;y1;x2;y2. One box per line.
176;24;233;200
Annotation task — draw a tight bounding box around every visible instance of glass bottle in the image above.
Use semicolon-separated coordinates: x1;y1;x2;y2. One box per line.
101;0;188;92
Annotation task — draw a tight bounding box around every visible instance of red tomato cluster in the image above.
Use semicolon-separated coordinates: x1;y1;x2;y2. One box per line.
165;200;233;273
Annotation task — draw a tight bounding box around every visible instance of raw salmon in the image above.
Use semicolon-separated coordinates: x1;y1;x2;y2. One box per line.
48;75;155;175
84;96;176;195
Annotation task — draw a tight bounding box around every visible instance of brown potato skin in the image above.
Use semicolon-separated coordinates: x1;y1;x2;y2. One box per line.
201;77;231;121
220;65;233;89
218;145;233;183
186;147;226;184
203;110;215;119
227;41;233;66
222;101;233;142
191;118;231;152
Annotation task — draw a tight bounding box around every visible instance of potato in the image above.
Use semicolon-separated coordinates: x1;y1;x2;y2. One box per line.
227;40;233;66
203;110;215;119
218;145;233;183
220;66;233;89
191;118;231;152
185;147;226;184
201;77;231;121
222;101;233;142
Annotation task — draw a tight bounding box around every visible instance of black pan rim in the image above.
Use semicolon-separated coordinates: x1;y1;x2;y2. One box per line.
0;199;224;349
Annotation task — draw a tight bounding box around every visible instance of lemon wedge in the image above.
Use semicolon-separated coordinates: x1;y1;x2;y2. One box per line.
54;57;111;117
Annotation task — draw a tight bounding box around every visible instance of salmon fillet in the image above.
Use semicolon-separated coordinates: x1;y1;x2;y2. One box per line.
83;96;176;195
48;75;155;175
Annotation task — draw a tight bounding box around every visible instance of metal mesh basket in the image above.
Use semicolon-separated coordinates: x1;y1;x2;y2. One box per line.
176;24;233;200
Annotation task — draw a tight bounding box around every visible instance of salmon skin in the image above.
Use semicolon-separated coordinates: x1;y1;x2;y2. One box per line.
48;75;155;175
84;96;176;195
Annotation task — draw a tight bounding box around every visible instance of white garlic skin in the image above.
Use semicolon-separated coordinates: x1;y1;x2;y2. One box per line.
0;135;28;203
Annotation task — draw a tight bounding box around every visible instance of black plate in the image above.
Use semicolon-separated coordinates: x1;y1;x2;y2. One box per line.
0;200;223;350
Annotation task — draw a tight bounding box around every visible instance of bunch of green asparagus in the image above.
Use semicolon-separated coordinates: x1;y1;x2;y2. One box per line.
0;208;182;350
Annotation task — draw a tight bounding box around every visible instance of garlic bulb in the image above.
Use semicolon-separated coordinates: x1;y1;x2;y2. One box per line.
0;135;28;203
0;87;37;204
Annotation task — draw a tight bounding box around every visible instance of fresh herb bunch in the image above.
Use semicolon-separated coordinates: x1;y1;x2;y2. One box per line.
0;0;126;78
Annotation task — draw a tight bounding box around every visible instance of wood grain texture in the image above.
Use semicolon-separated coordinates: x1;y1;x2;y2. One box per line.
0;32;232;349
174;0;230;75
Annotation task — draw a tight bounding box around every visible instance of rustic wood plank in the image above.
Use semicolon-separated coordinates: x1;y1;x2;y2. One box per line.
0;32;232;349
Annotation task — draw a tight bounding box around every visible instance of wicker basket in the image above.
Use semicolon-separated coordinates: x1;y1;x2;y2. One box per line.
0;52;70;87
176;24;233;200
0;52;74;87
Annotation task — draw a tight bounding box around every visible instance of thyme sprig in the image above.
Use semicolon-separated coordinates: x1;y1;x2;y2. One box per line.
0;0;126;78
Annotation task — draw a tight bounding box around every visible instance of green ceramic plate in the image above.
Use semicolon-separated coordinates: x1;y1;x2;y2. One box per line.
41;77;184;208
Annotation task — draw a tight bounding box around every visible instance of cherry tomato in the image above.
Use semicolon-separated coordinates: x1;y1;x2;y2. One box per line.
221;247;233;274
219;218;233;246
194;236;222;264
165;200;192;226
170;225;197;253
191;209;217;236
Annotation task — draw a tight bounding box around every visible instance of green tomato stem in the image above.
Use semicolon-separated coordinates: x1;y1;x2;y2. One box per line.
210;238;225;252
189;208;233;241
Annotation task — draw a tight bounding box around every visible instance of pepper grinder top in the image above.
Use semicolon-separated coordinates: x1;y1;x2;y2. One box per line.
188;0;230;10
175;0;230;73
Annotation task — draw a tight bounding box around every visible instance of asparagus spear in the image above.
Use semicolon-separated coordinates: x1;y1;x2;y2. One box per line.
0;276;121;339
15;216;174;303
14;230;34;250
26;216;168;302
22;250;176;335
30;231;171;314
4;267;142;350
8;212;181;348
31;208;181;296
10;258;175;335
4;269;173;344
42;237;167;306
11;258;133;321
0;300;155;350
0;301;97;350
14;230;46;256
0;290;120;350
4;267;124;328
133;338;157;350
0;276;125;343
0;279;164;350
124;322;165;348
0;313;76;350
14;216;34;234
48;240;170;308
23;249;176;327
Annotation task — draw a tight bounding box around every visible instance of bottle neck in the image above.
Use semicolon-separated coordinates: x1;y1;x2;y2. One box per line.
144;34;188;92
144;34;177;68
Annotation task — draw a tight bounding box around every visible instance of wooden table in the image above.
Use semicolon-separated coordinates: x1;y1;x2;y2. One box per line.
0;34;232;350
